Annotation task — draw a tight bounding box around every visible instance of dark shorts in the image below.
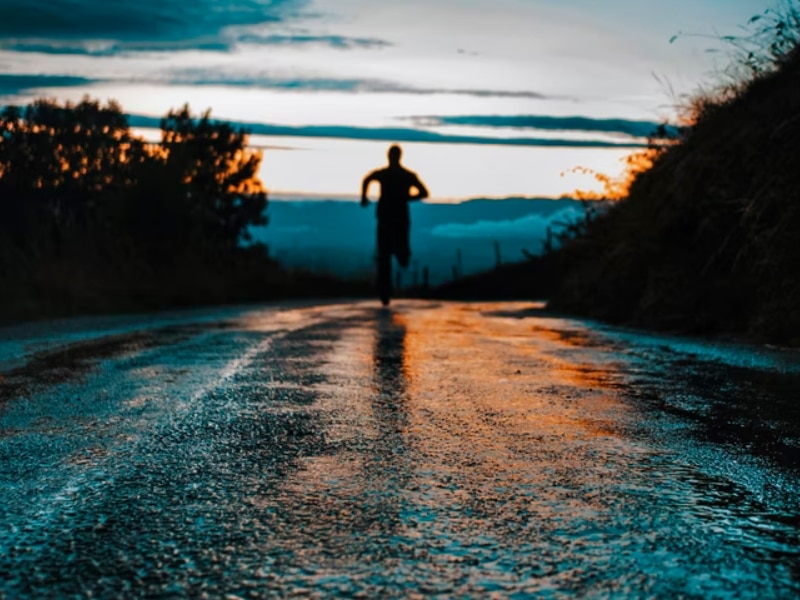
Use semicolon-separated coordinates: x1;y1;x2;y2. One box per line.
377;217;410;267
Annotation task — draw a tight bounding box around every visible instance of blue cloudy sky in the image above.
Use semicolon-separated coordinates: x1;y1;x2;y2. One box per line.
0;0;771;199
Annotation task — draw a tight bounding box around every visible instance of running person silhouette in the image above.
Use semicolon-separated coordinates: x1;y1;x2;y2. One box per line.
361;144;429;306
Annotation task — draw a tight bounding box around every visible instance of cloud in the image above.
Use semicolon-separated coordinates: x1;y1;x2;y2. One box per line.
0;0;309;53
0;69;552;103
167;69;551;99
413;115;680;138
0;73;96;96
0;40;234;56
0;0;393;56
1;32;392;56
126;114;647;148
431;207;584;240
448;89;550;100
237;34;390;50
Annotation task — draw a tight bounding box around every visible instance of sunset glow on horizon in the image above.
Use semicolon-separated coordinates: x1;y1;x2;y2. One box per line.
0;0;772;200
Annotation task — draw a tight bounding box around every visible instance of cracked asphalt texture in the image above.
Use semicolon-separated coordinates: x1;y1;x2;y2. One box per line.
0;300;798;598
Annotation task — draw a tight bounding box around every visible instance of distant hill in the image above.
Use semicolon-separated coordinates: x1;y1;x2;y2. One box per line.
251;197;582;286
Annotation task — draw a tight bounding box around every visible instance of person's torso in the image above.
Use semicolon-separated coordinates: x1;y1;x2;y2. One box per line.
375;167;416;219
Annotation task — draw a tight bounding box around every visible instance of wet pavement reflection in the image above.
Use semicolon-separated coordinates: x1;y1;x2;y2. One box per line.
0;300;798;598
368;309;410;537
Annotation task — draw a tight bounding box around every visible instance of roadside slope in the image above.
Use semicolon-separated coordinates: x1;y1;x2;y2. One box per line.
549;45;800;344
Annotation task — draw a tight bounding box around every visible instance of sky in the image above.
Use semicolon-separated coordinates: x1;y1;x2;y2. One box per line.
0;0;774;200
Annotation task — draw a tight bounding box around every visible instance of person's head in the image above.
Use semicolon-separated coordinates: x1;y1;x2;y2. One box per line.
387;144;402;166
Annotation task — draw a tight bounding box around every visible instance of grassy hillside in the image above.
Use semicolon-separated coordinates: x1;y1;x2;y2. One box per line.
548;38;800;344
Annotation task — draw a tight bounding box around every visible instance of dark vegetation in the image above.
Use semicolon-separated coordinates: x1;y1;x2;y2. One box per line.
427;253;556;300
549;3;800;345
0;99;365;323
436;3;800;345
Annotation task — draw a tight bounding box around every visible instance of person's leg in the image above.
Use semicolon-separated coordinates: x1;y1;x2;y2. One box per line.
377;253;392;306
377;223;392;305
395;218;411;268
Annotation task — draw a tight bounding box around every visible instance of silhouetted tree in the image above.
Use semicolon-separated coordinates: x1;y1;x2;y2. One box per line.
157;105;267;252
0;97;272;315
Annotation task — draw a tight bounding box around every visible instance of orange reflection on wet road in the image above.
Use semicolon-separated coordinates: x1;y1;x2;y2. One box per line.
2;300;798;598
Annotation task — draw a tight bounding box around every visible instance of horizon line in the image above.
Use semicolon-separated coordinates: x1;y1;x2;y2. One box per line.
267;192;582;204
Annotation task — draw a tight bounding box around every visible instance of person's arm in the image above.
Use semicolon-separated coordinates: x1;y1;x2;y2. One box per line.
410;173;429;201
361;171;378;207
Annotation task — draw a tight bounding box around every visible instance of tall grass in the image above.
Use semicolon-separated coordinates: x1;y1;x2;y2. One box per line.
548;1;800;344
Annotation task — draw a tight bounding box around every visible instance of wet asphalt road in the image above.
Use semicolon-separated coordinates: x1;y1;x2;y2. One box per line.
0;300;799;599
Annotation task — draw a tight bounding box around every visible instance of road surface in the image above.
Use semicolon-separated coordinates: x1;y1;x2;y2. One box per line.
0;300;798;598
